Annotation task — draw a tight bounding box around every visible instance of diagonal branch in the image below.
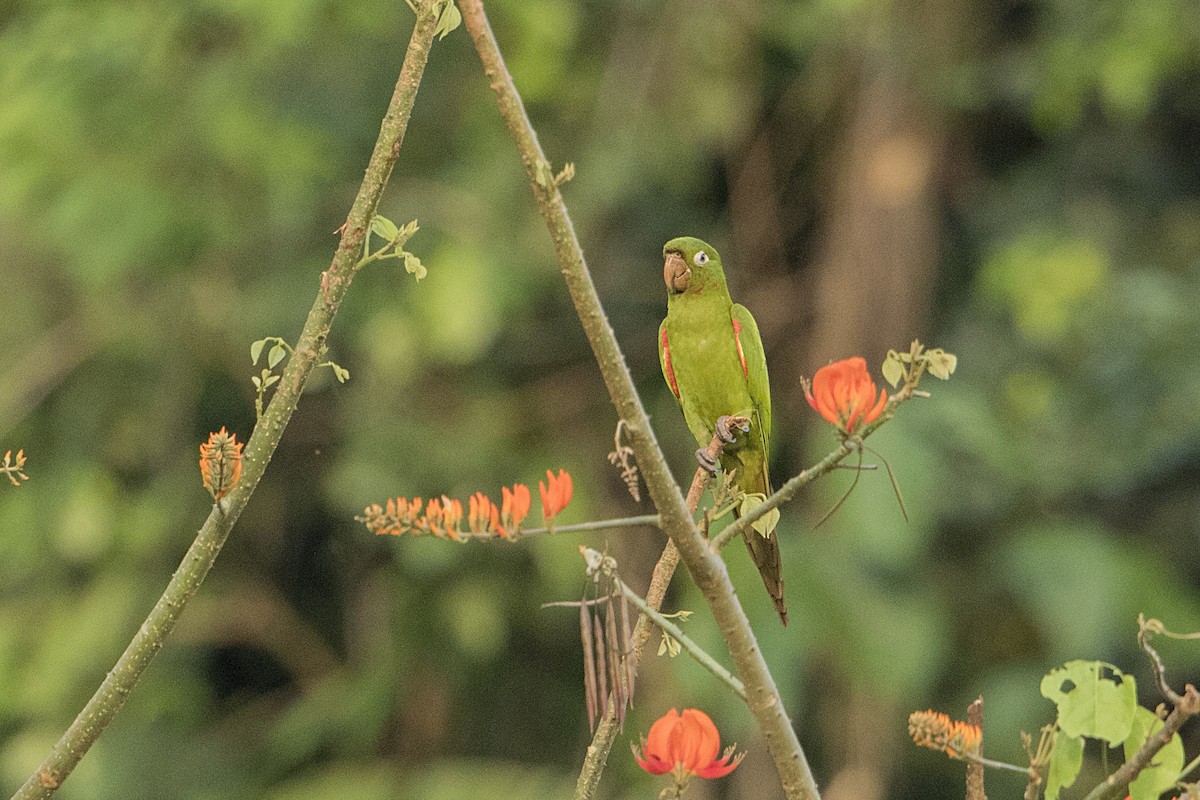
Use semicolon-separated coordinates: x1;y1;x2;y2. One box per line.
613;573;747;702
1080;684;1200;800
10;7;443;799
459;3;820;799
709;387;918;552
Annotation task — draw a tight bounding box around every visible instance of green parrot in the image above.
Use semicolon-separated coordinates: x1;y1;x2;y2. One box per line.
657;236;786;624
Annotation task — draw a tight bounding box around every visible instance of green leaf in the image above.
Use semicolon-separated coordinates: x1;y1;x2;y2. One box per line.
264;375;280;388
925;348;958;380
250;339;266;365
268;344;286;369
403;251;427;281
1044;730;1083;800
739;493;780;539
1124;706;1184;800
370;215;398;242
1040;661;1137;745
251;375;262;389
434;1;461;40
881;353;904;388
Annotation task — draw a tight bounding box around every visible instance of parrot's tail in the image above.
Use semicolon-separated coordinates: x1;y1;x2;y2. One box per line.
741;521;787;626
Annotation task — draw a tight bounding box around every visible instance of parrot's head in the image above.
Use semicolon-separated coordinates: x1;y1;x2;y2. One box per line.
663;236;724;297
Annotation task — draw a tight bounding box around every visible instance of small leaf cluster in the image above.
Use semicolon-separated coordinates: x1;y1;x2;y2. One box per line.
882;339;958;389
360;215;425;280
250;336;348;420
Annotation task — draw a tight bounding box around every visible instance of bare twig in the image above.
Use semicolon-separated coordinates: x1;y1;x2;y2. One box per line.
612;573;747;702
966;697;986;800
10;7;443;798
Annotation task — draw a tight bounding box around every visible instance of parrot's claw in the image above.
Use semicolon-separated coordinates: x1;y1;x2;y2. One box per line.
695;448;720;475
714;415;751;445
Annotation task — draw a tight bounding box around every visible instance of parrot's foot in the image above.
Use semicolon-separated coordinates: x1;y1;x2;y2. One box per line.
714;415;751;444
695;416;752;474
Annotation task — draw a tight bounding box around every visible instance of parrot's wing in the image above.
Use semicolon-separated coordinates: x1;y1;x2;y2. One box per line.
658;318;682;404
730;303;771;467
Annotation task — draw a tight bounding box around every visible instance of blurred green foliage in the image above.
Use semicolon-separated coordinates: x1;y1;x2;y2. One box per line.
2;0;1200;798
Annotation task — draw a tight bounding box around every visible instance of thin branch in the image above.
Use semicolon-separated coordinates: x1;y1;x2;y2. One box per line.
613;575;747;702
1080;684;1200;800
458;514;661;541
710;387;916;553
458;4;819;799
9;8;443;798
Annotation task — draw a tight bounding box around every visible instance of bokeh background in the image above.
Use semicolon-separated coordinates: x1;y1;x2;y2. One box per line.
3;1;1200;798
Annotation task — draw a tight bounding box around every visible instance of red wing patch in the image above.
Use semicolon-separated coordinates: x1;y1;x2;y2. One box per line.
732;318;749;380
661;326;680;398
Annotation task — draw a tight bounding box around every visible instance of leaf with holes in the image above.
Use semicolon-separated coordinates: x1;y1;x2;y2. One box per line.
1040;661;1137;745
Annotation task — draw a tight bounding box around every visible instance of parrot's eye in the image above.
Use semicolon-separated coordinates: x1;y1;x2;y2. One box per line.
693;251;709;266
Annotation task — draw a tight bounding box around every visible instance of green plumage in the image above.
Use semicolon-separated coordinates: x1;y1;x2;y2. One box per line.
657;236;786;624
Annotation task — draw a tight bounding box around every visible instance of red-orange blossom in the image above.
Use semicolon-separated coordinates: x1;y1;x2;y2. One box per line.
633;708;743;782
804;356;887;434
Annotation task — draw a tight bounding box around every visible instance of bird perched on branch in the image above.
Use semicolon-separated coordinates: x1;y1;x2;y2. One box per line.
657;236;786;624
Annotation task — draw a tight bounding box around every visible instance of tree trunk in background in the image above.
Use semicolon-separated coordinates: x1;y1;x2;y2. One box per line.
806;72;942;375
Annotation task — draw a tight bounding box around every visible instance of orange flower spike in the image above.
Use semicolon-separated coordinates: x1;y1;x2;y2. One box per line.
539;469;574;520
908;710;982;759
634;709;743;782
199;427;244;501
804;357;887;435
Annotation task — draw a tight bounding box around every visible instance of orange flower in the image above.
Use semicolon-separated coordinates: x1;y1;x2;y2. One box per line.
441;496;463;541
468;491;502;536
539;469;573;520
908;710;982;759
633;708;743;782
199;427;244;501
804;357;887;434
502;483;531;532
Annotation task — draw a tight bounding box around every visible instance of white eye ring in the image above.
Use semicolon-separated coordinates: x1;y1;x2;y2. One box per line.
693;251;709;266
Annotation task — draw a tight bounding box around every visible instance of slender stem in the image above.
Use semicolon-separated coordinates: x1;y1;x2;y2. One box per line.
9;9;442;799
459;4;820;799
968;756;1029;775
614;576;747;702
456;514;662;541
1176;751;1200;783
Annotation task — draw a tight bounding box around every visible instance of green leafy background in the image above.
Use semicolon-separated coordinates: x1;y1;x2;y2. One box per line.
2;1;1200;798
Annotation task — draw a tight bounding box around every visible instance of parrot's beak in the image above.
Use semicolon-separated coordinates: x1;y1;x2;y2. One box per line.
664;251;690;294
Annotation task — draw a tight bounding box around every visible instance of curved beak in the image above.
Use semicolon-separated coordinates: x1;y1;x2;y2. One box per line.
664;251;690;294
